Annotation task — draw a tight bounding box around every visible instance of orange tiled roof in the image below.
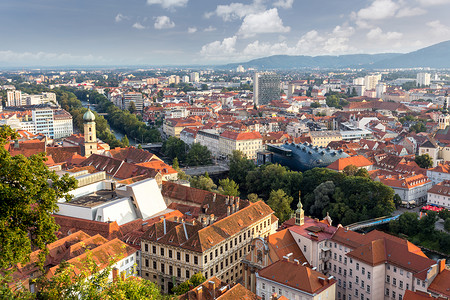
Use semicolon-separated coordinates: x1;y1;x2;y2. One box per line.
428;269;450;298
327;155;373;171
258;259;336;294
220;130;262;140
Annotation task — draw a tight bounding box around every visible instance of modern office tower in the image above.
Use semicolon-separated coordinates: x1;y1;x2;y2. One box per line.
253;72;281;106
123;92;144;111
417;72;431;86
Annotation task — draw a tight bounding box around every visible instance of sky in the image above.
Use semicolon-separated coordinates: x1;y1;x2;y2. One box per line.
1;0;450;67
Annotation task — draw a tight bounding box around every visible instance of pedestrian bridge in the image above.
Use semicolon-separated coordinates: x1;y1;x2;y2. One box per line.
346;215;400;231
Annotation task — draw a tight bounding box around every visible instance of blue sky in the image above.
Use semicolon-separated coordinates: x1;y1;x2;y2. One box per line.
1;0;450;66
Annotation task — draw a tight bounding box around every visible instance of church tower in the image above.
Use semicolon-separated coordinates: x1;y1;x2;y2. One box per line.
294;191;304;226
439;96;450;130
83;108;97;157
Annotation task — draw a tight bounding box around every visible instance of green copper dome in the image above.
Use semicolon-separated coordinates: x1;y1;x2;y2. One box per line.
83;109;95;122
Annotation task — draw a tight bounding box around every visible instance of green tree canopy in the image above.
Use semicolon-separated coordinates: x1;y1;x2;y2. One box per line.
228;150;256;192
190;175;217;192
0;126;77;269
186;143;212;166
218;178;240;197
128;101;136;114
267;189;293;223
162;137;187;162
343;165;358;176
121;135;130;147
415;154;433;169
172;273;206;295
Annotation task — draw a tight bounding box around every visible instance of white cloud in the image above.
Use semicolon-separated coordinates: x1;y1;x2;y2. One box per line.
417;0;450;6
273;0;294;9
356;0;399;20
154;16;175;29
238;8;290;38
188;27;197;33
396;6;426;17
200;36;237;58
426;20;450;36
147;0;188;9
115;13;127;22
132;22;145;30
204;26;217;32
367;27;403;40
205;0;265;21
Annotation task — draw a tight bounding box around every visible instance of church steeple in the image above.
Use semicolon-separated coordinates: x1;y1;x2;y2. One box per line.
295;191;304;226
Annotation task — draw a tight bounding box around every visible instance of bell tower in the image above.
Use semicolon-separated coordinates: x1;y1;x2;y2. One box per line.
83;105;97;157
295;191;304;226
439;96;450;130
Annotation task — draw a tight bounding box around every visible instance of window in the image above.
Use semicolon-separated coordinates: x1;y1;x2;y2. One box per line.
367;272;371;279
334;253;337;260
204;256;207;264
356;276;359;284
339;255;342;262
210;252;213;260
152;246;156;254
362;267;365;275
344;257;347;264
185;254;190;263
215;249;218;257
153;261;156;269
169;249;172;258
356;263;359;271
160;248;164;256
393;278;396;286
262;283;265;290
361;280;364;288
394;267;397;273
349;282;353;289
355;289;358;296
393;291;396;299
194;256;198;265
350;269;353;277
344;269;347;276
145;259;149;268
220;246;223;255
161;263;165;273
304;245;307;252
334;265;336;272
177;268;181;277
144;244;148;252
406;284;409;290
339;267;342;274
169;266;173;275
186;270;190;278
367;285;370;293
338;279;342;287
399;295;403;300
385;289;389;296
177;252;181;260
386;275;390;283
399;281;403;289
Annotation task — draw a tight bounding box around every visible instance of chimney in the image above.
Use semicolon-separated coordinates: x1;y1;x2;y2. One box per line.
293;259;300;264
438;259;446;273
226;196;230;205
213;193;216;202
112;267;119;282
196;286;203;298
236;197;240;211
227;206;231;216
230;196;235;205
231;203;236;214
14;139;19;149
271;293;278;300
318;277;326;285
208;281;215;299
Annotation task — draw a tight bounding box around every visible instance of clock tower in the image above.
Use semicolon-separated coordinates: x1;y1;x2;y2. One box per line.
83;109;97;157
295;191;304;226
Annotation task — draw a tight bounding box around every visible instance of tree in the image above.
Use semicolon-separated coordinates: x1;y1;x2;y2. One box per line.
393;194;402;208
309;181;335;217
267;189;293;223
172;157;180;170
355;168;369;178
310;102;321;108
190;175;217;192
162;137;187;162
444;218;450;232
0;126;77;269
186;143;212;166
121;135;130;147
415;154;433;169
419;211;438;236
343;165;358;176
36;250;163;300
128;101;136;114
409;122;427;133
218;178;240;197
172;273;206;295
438;209;450;220
157;90;164;98
228;150;255;189
247;193;262;203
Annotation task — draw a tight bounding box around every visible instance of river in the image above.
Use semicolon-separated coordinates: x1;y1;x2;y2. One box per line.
81;101;136;146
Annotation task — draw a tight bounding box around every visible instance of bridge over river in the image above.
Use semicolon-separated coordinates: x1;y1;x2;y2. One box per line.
346;215;400;231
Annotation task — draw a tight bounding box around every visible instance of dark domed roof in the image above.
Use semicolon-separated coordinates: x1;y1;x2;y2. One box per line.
269;142;349;171
83;109;95;122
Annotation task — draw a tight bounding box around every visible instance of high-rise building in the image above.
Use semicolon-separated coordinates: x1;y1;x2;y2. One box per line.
123;92;143;111
190;72;200;83
364;74;381;90
6;90;22;107
32;109;54;138
417;72;431;86
375;83;386;98
253;72;281;106
236;65;245;73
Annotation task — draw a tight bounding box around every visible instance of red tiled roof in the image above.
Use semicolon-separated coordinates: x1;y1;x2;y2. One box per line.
327;155;373;171
288;216;338;242
428;269;450;298
220;130;262;140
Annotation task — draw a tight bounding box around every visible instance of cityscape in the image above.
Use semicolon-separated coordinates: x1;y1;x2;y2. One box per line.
1;1;450;300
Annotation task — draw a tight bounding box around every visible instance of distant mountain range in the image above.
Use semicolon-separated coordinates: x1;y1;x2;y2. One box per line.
220;40;450;70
